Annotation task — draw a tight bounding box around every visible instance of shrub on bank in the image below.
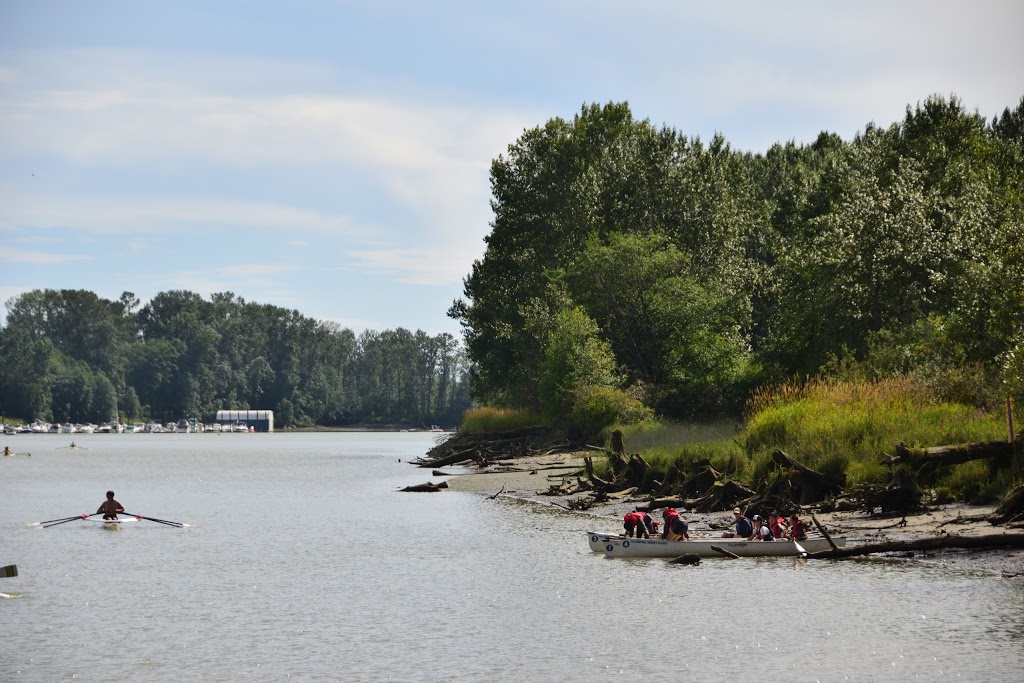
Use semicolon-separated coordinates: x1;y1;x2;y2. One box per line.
567;385;653;436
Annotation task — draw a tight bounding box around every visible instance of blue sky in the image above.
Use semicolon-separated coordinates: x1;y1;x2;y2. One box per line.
1;1;1022;336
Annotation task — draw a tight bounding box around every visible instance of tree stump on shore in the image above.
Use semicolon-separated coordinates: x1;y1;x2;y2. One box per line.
989;486;1024;526
770;449;845;504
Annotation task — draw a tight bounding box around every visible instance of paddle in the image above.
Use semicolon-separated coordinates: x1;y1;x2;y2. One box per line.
123;512;194;528
792;538;808;556
27;513;96;528
1;564;17;578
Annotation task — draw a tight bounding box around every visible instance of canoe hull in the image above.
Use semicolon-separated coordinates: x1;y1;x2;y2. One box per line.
587;532;627;552
600;536;845;558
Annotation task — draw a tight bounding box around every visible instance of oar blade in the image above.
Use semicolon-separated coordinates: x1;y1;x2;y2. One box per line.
0;564;17;578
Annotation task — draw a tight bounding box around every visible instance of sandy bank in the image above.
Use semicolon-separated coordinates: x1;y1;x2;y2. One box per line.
431;451;1024;576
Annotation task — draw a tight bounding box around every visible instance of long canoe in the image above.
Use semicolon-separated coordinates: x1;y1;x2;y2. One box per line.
599;535;846;558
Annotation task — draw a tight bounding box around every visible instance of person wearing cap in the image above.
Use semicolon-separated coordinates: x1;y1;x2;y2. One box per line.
660;508;689;541
721;507;754;539
752;514;775;541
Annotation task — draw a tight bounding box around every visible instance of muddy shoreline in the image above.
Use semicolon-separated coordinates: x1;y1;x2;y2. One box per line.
432;451;1024;576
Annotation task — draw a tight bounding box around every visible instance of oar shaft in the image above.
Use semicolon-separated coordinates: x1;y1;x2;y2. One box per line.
42;516;88;528
31;512;99;527
123;512;185;527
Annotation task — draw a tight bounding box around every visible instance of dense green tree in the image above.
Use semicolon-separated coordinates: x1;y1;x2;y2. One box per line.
537;307;617;422
453;95;1024;421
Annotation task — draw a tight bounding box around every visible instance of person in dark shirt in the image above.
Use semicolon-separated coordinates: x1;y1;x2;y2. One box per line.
722;507;754;539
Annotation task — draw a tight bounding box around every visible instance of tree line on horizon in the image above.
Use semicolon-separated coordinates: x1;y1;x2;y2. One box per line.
450;94;1024;430
0;289;471;427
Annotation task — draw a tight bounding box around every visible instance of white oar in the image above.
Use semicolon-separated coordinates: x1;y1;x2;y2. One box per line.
793;539;808;556
123;512;194;528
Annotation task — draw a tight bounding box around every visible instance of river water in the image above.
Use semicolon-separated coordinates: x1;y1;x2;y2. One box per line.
2;433;1022;682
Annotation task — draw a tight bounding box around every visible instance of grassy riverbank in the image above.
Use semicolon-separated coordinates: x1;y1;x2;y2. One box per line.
610;377;1021;504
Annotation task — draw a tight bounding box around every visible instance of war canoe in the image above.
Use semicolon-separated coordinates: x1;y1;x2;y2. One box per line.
599;535;845;558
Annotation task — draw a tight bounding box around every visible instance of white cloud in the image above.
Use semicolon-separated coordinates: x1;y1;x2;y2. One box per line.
0;246;93;265
348;245;480;286
0;192;361;237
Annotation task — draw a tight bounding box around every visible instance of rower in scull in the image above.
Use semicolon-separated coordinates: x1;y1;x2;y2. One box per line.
97;490;125;520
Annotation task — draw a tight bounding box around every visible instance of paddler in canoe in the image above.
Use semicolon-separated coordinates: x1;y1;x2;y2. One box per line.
97;490;125;520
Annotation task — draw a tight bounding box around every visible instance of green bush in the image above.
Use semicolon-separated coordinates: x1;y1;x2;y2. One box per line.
568;384;653;434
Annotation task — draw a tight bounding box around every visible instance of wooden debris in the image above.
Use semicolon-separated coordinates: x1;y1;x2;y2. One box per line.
989;485;1024;526
413;425;577;470
810;514;839;552
399;481;449;493
710;545;740;559
770;449;845;504
806;533;1024;560
884;439;1019;481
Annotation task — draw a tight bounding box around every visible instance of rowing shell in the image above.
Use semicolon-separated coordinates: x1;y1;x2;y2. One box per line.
86;517;139;529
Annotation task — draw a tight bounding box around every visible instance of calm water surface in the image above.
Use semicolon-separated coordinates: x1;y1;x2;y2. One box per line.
2;433;1023;682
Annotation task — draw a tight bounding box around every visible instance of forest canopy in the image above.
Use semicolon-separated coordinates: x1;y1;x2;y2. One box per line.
0;289;471;427
450;95;1024;424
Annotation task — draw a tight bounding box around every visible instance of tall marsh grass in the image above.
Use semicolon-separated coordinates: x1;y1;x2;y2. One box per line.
611;377;1019;499
745;377;1009;473
461;407;544;434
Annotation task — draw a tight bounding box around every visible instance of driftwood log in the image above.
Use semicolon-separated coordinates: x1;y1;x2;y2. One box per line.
399;481;449;493
884;439;1019;481
710;545;740;559
414;426;574;469
806;533;1024;559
